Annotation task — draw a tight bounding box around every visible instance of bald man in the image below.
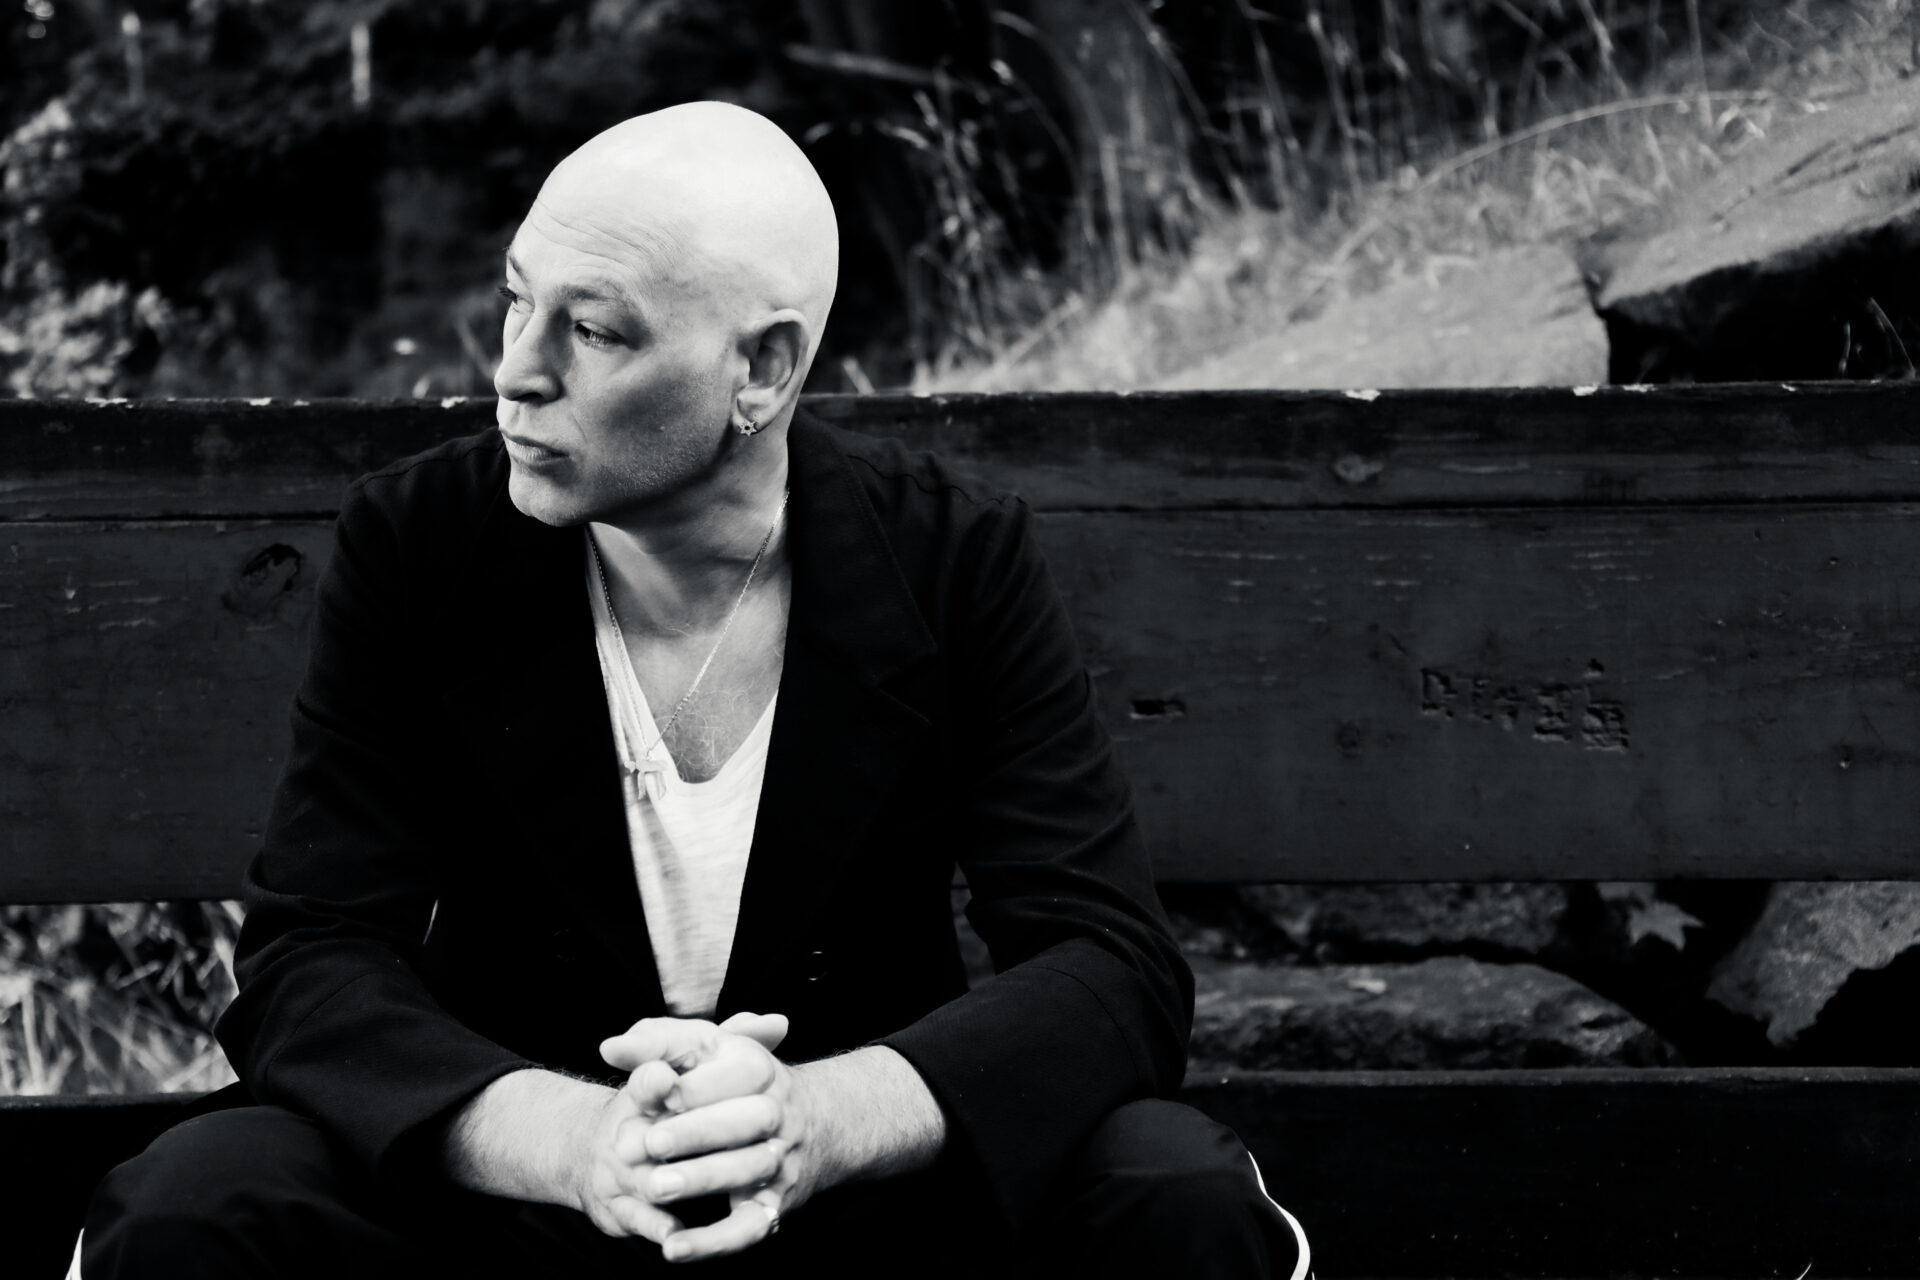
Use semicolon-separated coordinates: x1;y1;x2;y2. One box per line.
79;104;1307;1279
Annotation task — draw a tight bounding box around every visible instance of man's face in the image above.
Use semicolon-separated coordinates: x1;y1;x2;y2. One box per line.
493;199;736;527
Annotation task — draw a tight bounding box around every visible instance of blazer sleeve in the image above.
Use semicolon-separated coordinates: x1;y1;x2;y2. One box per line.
876;494;1193;1233
215;478;532;1182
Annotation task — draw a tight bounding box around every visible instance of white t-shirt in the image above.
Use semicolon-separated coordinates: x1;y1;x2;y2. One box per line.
586;557;776;1018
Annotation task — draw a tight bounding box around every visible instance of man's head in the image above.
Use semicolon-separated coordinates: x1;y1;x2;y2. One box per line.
494;102;839;527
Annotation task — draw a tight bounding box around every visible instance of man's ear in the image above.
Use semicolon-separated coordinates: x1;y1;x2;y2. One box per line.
738;309;809;426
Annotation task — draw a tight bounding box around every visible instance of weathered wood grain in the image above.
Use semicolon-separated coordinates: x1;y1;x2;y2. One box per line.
4;498;1916;900
1;521;328;901
1058;503;1920;882
10;1069;1920;1278
0;398;476;520
6;383;1920;519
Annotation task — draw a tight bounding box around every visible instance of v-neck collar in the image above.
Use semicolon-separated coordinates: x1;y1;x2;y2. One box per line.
584;542;781;791
442;409;940;1022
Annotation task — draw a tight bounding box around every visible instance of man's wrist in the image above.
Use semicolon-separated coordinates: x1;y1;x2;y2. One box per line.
442;1067;617;1208
790;1045;946;1192
785;1057;848;1192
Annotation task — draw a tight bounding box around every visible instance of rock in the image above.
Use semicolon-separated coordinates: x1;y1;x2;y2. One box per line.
1591;85;1920;382
1239;883;1569;960
1705;881;1920;1048
1156;245;1606;390
1160;884;1303;962
1189;955;1677;1070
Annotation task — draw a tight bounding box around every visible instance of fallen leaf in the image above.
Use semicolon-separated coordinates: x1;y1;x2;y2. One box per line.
1627;899;1704;950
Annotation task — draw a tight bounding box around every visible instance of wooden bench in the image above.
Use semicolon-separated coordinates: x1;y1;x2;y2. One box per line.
4;386;1917;1277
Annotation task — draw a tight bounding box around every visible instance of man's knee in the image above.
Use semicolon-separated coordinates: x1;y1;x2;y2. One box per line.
1060;1099;1307;1277
83;1107;365;1278
1079;1098;1248;1177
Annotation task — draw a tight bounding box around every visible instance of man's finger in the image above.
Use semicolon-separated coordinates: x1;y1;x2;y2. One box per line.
600;1017;719;1072
643;1138;784;1205
665;1041;777;1113
603;1193;682;1246
622;1059;679;1121
646;1094;781;1161
660;1194;780;1263
612;1109;659;1166
717;1011;789;1051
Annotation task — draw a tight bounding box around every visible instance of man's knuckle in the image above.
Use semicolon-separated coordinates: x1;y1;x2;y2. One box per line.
602;1196;639;1236
613;1121;647;1159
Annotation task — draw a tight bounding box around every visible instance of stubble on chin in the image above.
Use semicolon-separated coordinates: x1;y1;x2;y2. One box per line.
505;466;590;528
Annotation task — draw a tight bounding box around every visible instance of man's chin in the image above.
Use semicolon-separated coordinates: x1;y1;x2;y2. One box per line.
505;471;590;528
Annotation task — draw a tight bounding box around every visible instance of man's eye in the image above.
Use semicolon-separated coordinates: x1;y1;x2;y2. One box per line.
574;323;619;348
497;285;530;313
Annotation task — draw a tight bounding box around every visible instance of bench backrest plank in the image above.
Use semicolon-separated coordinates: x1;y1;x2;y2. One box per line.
4;385;1917;900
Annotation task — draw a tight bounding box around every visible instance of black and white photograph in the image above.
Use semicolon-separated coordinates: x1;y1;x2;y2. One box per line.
2;1;1917;1276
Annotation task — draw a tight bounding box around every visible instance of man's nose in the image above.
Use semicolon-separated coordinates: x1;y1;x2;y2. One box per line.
494;318;560;403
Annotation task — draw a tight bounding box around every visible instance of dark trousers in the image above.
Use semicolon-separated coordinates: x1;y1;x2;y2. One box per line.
82;1098;1306;1279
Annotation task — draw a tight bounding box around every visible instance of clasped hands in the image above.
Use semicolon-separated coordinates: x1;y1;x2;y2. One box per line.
576;1011;812;1263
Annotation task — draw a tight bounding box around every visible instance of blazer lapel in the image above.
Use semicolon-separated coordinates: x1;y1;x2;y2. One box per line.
717;412;938;1014
441;483;668;1015
437;416;938;1024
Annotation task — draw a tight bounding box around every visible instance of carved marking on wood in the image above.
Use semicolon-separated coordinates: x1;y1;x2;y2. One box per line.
1582;701;1630;752
1421;665;1629;752
221;544;304;618
1332;454;1385;486
1534;685;1574;741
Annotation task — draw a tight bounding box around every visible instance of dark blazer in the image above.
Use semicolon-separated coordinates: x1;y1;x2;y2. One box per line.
215;408;1192;1232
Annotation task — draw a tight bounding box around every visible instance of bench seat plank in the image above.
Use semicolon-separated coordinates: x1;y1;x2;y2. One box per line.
1188;1066;1920;1277
0;1093;190;1280
7;1069;1917;1278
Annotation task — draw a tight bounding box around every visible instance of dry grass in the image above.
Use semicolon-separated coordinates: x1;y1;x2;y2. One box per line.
0;904;238;1095
910;0;1919;393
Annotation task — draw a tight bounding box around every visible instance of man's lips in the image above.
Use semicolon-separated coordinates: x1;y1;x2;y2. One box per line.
500;430;566;461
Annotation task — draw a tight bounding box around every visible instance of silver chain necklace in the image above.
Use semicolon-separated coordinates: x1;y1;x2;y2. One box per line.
588;489;789;786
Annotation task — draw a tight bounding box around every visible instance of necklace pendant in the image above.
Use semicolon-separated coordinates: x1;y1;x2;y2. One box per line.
622;755;669;803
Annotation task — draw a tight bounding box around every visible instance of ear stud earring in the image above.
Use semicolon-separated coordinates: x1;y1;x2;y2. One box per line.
735;414;762;437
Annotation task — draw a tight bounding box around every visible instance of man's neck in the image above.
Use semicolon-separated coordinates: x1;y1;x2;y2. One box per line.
588;438;791;639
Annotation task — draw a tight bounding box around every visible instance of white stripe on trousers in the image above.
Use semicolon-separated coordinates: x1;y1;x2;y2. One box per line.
1248;1153;1312;1280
